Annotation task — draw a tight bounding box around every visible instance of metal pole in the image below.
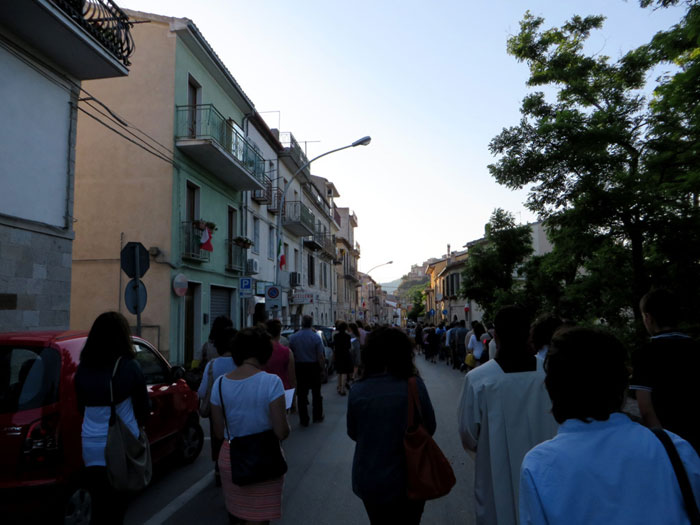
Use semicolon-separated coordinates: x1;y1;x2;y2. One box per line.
134;246;142;337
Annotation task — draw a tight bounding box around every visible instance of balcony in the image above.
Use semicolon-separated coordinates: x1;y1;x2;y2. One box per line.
304;231;335;258
279;131;309;174
302;182;332;217
181;221;210;262
345;264;359;282
282;201;315;236
225;241;246;272
175;104;265;191
333;205;341;227
353;241;361;256
251;176;271;204
0;0;133;79
349;212;358;228
267;187;283;214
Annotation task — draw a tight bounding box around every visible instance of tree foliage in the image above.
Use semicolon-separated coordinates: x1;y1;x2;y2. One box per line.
488;4;700;331
460;209;533;319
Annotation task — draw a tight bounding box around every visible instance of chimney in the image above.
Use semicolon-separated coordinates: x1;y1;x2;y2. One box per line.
447;244;451;257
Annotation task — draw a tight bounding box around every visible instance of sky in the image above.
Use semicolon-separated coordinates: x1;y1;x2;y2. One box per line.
122;0;686;284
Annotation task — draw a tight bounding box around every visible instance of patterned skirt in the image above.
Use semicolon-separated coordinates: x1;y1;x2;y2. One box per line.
217;440;284;521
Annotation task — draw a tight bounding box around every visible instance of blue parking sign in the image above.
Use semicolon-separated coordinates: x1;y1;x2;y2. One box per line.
240;277;253;298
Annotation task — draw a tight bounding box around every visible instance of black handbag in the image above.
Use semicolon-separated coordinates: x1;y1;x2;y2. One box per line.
218;378;288;486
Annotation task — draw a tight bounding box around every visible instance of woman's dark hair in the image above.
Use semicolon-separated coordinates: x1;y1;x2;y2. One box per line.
214;327;238;356
349;322;360;338
545;326;628;424
640;288;678;328
209;315;233;342
231;326;274;366
471;321;485;339
266;319;282;338
530;314;563;351
361;327;417;380
336;321;348;333
494;305;530;349
80;311;135;368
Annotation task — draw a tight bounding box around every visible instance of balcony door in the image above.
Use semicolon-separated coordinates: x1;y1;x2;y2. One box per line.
187;75;201;137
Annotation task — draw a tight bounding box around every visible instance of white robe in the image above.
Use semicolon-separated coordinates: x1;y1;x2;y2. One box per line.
458;359;558;525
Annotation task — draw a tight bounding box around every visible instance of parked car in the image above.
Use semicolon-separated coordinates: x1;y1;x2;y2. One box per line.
0;330;203;524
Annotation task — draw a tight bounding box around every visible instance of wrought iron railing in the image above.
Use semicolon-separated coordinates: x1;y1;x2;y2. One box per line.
345;264;358;281
268;187;283;214
175;104;265;183
283;201;315;232
225;240;246;272
279;131;309;171
333;206;341;226
252;176;271;203
53;0;135;67
181;221;210;262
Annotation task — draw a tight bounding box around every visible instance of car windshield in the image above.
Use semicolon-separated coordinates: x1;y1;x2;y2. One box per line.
0;346;61;413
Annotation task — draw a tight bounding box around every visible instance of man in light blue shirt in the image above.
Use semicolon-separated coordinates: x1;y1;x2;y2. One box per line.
289;315;325;427
520;327;700;525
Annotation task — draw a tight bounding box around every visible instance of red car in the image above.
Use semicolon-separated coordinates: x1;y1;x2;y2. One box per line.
0;331;203;524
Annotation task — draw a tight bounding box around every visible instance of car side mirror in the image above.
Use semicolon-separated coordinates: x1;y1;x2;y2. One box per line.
171;366;186;381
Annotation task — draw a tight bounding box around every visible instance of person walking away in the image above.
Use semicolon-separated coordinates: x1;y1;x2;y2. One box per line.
349;322;362;380
467;322;487;366
74;312;149;525
446;322;457;367
453;320;469;371
530;314;563;363
288;315;326;426
198;327;237;486
263;319;296;391
347;328;437;524
356;320;368;348
333;321;353;395
198;315;233;371
210;326;290;524
630;288;700;453
520;326;700;524
414;323;424;355
458;306;558;525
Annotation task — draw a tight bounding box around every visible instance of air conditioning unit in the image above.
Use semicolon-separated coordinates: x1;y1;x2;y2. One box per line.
290;272;302;287
246;258;260;275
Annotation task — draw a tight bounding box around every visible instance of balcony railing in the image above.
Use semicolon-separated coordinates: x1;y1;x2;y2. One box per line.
304;231;335;258
345;264;358;282
53;0;135;67
252;176;271;204
333;206;341;226
181;221;210;262
175;104;265;187
225;240;246;272
302;182;331;217
279;131;309;172
282;200;315;236
268;187;283;214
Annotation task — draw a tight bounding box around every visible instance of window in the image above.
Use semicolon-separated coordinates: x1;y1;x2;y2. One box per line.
134;342;169;385
268;225;275;260
294;249;300;272
252;217;260;254
308;253;315;286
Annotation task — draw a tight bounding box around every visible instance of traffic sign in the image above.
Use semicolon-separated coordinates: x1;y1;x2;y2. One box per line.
120;242;149;278
265;285;281;309
442;309;448;316
172;273;188;297
240;277;253;298
125;278;147;315
429;308;435;316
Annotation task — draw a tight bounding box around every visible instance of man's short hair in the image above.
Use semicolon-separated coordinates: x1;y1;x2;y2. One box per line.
640;288;679;328
494;305;530;349
266;319;282;338
530;314;563;351
545;327;628;424
231;326;273;366
301;315;313;329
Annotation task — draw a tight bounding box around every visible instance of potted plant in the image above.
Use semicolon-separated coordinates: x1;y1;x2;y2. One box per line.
233;236;254;249
193;220;217;233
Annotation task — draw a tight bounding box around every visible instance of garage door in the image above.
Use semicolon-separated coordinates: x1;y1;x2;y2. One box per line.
210;286;232;322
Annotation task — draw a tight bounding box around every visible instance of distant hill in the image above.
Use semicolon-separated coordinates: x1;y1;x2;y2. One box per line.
380;278;402;292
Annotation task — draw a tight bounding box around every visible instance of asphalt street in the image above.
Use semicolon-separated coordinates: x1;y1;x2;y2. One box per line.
125;355;475;524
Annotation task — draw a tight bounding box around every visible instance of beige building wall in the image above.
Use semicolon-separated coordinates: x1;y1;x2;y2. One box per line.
71;17;176;354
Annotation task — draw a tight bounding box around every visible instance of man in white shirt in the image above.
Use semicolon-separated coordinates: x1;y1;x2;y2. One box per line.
458;306;557;525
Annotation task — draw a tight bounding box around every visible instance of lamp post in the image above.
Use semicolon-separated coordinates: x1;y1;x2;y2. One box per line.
275;136;371;318
365;260;393;275
363;260;392;323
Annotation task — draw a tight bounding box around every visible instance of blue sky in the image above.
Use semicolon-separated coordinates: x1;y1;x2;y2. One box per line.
123;0;686;284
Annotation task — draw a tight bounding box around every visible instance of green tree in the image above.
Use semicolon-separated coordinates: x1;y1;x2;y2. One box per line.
460;209;533;319
407;286;426;321
489;7;700;325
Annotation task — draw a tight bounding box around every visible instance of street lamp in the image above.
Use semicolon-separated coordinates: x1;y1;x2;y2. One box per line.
275;135;372;294
366;260;393;275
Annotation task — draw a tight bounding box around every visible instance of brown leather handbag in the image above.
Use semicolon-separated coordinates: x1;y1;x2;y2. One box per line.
404;376;456;500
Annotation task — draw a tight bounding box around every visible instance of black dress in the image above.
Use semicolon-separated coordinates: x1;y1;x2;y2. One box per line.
333;332;354;374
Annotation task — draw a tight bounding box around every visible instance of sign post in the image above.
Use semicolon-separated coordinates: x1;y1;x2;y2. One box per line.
120;242;149;336
265;285;282;311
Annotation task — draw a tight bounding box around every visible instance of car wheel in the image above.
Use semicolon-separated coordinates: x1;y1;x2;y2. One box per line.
177;419;204;464
63;486;92;525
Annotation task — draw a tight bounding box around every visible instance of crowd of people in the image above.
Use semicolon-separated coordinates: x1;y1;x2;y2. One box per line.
74;286;700;525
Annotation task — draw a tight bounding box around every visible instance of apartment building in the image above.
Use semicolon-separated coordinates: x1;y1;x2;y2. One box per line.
0;0;132;331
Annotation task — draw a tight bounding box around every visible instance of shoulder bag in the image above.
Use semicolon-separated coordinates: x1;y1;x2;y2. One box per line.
198;362;215;418
404;376;455;500
651;427;700;524
218;377;288;486
104;357;152;491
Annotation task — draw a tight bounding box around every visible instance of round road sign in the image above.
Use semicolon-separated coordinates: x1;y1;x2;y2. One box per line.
173;273;188;297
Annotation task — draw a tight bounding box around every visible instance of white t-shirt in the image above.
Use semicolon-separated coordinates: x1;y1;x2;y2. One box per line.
210;371;284;439
197;356;236;399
